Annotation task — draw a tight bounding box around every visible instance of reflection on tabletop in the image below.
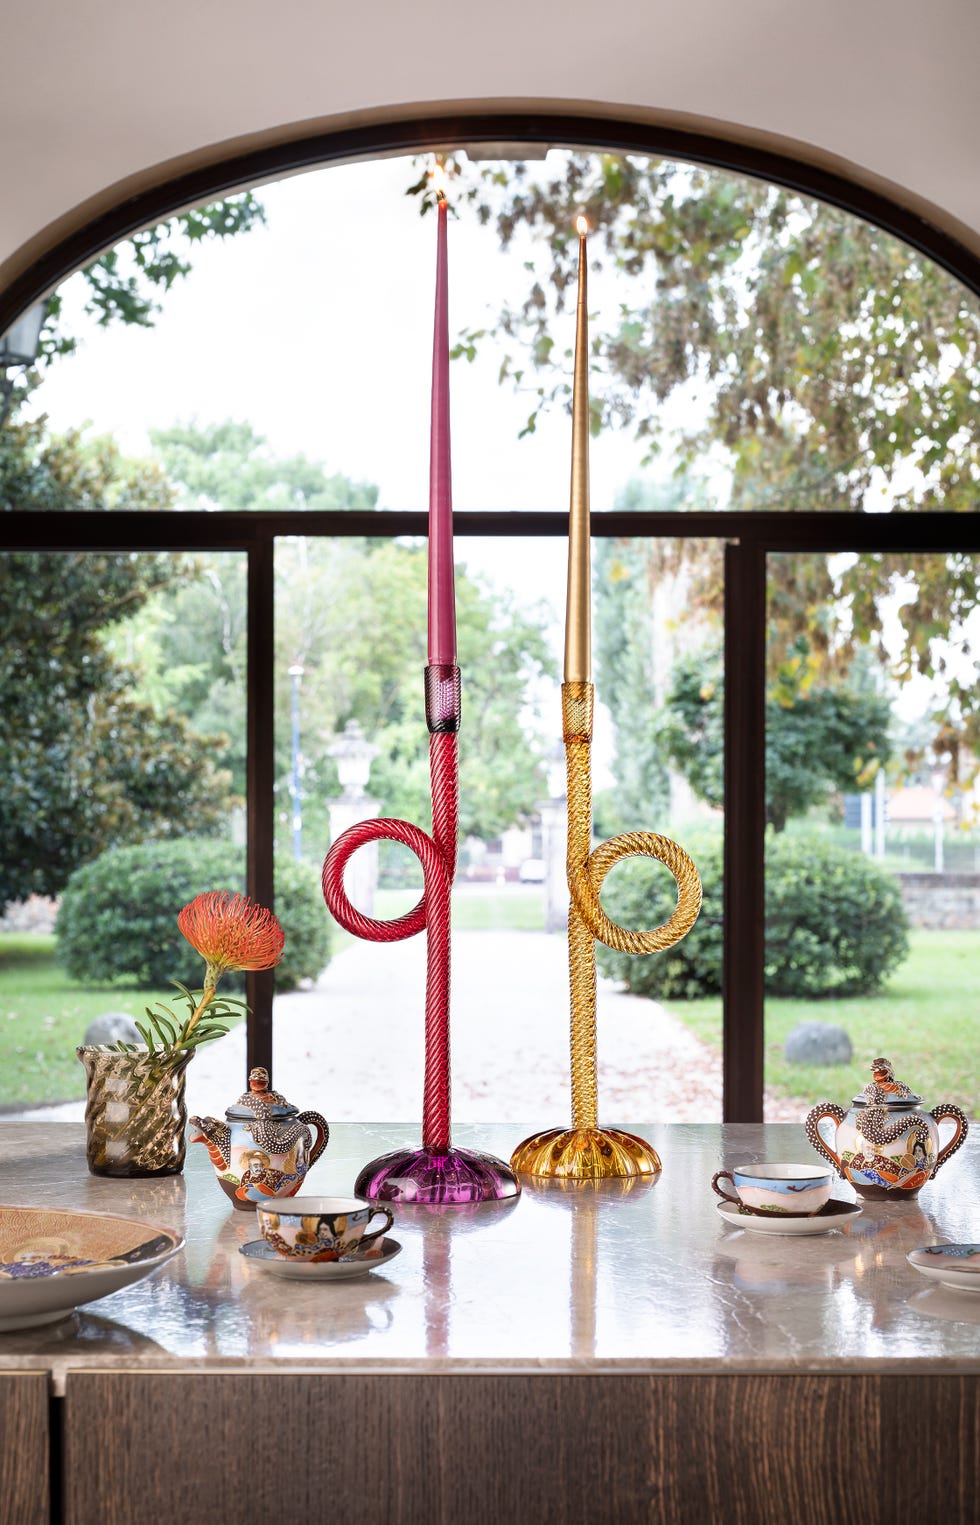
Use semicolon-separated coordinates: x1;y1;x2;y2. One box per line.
908;1286;980;1325
0;1121;977;1364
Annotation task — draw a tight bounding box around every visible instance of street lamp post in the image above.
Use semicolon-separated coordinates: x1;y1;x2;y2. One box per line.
288;664;304;860
931;770;946;874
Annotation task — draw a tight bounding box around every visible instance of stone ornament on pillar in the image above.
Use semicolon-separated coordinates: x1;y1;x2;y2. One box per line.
327;720;380;920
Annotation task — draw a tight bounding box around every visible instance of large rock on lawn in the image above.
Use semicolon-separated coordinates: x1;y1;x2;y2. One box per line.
784;1021;853;1066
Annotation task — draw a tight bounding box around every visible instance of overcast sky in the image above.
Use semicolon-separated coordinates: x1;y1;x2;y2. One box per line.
28;152;967;736
28;151;700;782
22;148;733;798
24;149;970;741
30;153;693;620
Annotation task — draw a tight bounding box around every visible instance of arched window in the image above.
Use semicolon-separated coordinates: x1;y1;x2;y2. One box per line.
2;122;978;1123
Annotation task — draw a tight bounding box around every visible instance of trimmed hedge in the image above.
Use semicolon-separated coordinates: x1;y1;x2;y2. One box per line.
56;839;329;992
596;832;909;1000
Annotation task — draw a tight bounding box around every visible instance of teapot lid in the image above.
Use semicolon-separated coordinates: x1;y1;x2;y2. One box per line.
225;1066;298;1121
851;1056;923;1109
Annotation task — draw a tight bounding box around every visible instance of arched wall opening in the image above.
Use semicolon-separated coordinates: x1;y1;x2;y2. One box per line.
2;109;980;328
2;114;978;1124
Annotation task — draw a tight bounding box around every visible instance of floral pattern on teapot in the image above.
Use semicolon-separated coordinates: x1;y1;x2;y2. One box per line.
805;1057;968;1200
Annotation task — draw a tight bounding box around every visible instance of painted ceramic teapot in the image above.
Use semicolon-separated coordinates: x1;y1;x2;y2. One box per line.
805;1057;968;1200
189;1067;329;1211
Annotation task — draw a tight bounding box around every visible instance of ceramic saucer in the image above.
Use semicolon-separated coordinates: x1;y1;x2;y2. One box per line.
715;1198;862;1236
239;1237;402;1280
906;1245;980;1293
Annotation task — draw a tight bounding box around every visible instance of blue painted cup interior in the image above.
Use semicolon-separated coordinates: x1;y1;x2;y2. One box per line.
734;1164;833;1192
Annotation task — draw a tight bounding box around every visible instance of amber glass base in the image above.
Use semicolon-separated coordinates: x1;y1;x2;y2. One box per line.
510;1126;662;1181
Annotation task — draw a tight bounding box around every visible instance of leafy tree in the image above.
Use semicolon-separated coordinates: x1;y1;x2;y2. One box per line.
447;153;979;512
660;645;892;832
593;476;715;827
2;196;265;421
136;422;555;849
429;152;979;782
44;197;266;361
126;422;383;799
593;477;895;832
0;419;233;910
152;420;379;515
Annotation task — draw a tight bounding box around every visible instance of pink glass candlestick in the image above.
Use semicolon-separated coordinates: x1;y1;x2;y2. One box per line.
320;172;518;1206
427;183;457;667
322;705;518;1205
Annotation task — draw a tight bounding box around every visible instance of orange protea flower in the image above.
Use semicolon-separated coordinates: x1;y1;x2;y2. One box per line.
178;891;284;988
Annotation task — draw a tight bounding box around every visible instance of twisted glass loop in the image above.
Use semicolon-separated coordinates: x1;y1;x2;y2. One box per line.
563;682;702;956
321;728;458;1152
563;681;701;1135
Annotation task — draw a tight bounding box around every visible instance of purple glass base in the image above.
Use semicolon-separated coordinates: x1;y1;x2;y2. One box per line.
354;1146;522;1205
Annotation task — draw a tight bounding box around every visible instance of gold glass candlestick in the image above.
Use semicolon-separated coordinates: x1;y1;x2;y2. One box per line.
511;218;702;1182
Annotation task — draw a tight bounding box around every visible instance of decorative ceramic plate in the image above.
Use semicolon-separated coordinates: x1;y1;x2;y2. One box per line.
906;1245;980;1293
239;1237;403;1280
715;1198;862;1236
0;1204;183;1331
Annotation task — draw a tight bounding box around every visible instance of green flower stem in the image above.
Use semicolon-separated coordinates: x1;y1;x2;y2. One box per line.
102;968;224;1146
180;982;219;1046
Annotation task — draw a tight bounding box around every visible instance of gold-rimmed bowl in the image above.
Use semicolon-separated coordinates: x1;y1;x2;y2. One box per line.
0;1204;183;1331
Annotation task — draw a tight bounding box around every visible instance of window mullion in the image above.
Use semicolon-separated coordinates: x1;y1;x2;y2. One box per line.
245;535;276;1076
723;538;767;1121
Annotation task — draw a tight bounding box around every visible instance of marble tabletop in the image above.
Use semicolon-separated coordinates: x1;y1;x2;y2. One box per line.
0;1122;977;1394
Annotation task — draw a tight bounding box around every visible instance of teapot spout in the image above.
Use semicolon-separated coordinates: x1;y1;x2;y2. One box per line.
188;1115;231;1174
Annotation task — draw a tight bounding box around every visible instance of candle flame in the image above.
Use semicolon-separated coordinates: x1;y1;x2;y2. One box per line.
431;163;448;202
576;215;589;237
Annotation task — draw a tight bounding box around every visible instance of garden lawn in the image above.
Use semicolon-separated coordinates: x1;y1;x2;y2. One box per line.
0;933;243;1108
3;921;973;1115
0;888;547;1107
667;929;978;1116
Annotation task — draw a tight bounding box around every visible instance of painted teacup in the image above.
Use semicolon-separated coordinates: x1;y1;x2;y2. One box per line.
255;1196;393;1262
711;1163;833;1217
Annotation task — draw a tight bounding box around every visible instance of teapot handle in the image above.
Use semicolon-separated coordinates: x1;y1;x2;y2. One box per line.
930;1103;969;1175
804;1103;847;1177
298;1111;329;1166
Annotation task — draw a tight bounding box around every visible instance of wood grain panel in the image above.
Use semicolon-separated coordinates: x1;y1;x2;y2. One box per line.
63;1371;979;1525
879;1374;980;1518
0;1373;50;1525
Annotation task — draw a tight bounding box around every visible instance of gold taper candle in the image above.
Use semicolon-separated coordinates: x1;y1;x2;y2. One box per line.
563;215;591;684
511;212;703;1184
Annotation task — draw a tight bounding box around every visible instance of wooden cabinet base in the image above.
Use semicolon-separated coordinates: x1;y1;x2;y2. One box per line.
63;1371;979;1525
0;1373;50;1525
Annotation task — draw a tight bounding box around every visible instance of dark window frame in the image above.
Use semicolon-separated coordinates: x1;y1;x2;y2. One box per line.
3;508;977;1118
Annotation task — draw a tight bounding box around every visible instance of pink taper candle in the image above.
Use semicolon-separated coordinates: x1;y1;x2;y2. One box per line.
427;177;457;666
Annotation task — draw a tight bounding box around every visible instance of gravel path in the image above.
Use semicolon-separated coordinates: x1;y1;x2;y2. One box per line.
11;931;808;1126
